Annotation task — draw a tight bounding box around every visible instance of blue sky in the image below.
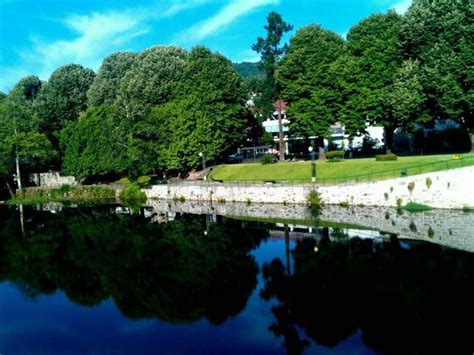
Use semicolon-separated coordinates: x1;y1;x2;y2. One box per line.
0;0;412;92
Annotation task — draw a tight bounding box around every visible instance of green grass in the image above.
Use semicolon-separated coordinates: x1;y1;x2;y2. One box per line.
401;202;433;212
209;153;474;184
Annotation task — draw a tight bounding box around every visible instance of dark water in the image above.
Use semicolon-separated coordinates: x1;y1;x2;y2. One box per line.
0;204;473;355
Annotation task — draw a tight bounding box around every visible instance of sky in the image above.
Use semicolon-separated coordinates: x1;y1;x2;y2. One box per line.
0;0;412;92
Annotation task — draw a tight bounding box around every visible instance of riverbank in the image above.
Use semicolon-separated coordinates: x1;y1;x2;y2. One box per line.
8;185;120;205
142;200;474;253
145;166;474;210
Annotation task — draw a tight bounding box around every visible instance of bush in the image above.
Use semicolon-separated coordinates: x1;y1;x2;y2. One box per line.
9;186;115;205
308;190;323;216
401;202;432;212
115;177;131;185
136;175;151;187
326;151;345;161
120;183;146;204
375;153;398;161
261;155;276;165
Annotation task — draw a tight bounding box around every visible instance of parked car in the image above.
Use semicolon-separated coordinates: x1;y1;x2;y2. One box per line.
226;153;243;164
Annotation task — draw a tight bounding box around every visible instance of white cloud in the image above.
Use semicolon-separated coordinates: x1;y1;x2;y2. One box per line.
0;0;213;91
29;10;150;80
392;0;412;14
163;0;214;17
176;0;279;44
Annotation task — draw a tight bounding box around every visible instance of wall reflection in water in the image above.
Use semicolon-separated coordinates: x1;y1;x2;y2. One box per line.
0;204;473;354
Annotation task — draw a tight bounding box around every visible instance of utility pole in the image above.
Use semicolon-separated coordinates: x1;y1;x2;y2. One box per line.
273;99;287;162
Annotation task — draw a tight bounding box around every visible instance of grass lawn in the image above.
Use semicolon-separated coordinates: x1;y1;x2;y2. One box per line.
209;153;474;184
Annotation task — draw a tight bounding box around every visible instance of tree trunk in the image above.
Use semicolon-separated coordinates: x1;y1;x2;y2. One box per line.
278;109;285;161
384;126;395;154
5;181;14;198
317;137;326;160
470;131;474;152
15;151;22;191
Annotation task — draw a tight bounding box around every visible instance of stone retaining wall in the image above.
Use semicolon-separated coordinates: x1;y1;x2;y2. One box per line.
144;200;474;253
145;166;474;209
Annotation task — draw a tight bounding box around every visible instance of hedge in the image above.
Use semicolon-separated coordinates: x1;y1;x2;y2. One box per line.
375;154;398;161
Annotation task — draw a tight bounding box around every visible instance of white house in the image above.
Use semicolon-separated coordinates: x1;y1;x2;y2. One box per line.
262;115;384;153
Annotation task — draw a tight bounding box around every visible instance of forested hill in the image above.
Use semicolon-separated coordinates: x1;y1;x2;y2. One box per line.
232;62;264;79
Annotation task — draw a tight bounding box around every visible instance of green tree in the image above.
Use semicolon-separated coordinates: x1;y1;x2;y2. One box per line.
60;106;133;179
343;11;403;152
399;0;473;147
116;46;188;119
147;47;247;173
252;12;293;116
34;64;96;145
0;98;53;192
9;75;42;103
87;52;137;107
276;25;345;157
386;59;427;131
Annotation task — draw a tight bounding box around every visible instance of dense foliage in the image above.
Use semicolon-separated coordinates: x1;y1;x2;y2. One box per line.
60;106;132;178
0;1;471;192
277;25;345;146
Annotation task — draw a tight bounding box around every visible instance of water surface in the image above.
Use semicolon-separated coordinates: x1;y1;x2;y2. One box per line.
0;203;473;354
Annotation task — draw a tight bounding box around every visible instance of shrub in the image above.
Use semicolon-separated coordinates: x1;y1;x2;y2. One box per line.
402;202;432;212
59;184;71;195
308;190;323;207
120;183;146;204
308;190;323;217
396;198;403;208
261;155;276;165
375;153;398;161
9;186;115;205
407;181;415;194
426;177;432;189
428;227;435;238
115;177;131;185
326;151;345;161
462;206;472;213
136;175;151;187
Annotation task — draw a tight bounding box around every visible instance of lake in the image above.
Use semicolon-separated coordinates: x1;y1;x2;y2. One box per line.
0;202;473;354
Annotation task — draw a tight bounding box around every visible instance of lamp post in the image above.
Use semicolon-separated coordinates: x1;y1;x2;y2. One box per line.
308;146;316;183
199;152;206;170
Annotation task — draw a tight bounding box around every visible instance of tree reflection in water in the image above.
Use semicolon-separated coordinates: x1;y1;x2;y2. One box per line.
0;206;267;325
261;232;474;354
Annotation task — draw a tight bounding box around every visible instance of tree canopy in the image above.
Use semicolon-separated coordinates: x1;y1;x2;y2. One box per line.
116;46;188;119
87;52;137;107
252;12;293;116
276;25;345;141
60;105;132;178
399;0;473;130
34;64;96;144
